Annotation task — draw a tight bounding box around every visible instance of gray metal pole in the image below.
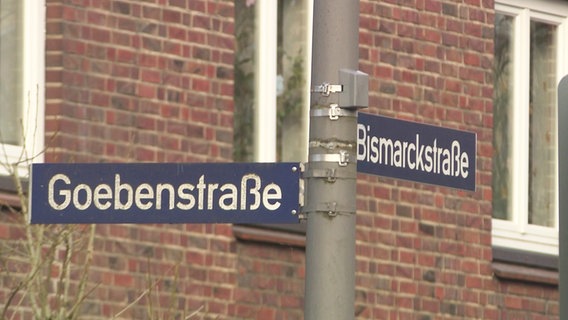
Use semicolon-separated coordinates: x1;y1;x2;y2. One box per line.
558;75;568;319
304;1;360;319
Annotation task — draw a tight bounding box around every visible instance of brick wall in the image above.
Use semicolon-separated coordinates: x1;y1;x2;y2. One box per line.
41;1;306;318
0;0;560;319
45;0;234;164
44;0;245;318
356;0;558;319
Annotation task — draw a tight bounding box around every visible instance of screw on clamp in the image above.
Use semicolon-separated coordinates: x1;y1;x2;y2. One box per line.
329;104;341;120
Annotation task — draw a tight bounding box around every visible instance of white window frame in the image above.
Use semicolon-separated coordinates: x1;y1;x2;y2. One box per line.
492;0;568;255
253;1;312;162
0;0;45;177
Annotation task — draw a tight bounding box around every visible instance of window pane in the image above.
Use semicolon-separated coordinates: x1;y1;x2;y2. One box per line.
277;0;308;162
0;0;22;145
234;0;256;162
492;13;515;221
528;20;557;227
234;0;308;162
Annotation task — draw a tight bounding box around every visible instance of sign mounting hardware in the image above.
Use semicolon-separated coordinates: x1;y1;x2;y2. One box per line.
310;150;350;167
311;83;343;96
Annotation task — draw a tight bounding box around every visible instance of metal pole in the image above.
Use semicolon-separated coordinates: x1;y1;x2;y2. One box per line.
304;1;360;319
558;75;568;319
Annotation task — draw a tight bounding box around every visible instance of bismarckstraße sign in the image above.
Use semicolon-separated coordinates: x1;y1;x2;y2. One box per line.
29;162;301;224
357;112;476;191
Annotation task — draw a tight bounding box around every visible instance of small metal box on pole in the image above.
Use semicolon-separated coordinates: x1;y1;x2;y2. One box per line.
339;69;369;109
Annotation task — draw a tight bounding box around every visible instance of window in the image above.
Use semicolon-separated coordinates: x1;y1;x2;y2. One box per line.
234;0;312;163
233;0;312;238
0;0;45;177
493;0;568;255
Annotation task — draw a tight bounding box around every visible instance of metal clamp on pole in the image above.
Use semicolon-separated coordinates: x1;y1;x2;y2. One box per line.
310;104;357;120
304;201;355;218
312;83;343;96
328;104;341;120
303;166;355;183
310;150;350;167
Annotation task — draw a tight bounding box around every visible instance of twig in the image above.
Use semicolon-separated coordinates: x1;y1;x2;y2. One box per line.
185;305;205;319
112;264;177;319
67;224;97;319
113;285;155;319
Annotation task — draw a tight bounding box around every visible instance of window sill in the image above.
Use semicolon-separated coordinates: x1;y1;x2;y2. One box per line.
233;225;306;248
492;246;558;286
0;175;25;209
0;192;21;209
492;261;558;285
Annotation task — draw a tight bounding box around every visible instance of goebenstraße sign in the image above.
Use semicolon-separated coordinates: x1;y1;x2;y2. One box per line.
29;162;301;224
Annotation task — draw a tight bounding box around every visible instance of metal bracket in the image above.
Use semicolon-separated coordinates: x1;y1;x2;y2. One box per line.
324;168;337;183
311;105;356;120
298;163;305;208
312;83;343;96
304;164;357;184
329;104;341;120
325;202;338;217
297;163;306;221
338;150;349;166
310;150;350;167
306;167;337;183
303;201;355;218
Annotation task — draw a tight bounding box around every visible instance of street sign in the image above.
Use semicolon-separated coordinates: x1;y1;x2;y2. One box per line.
357;112;476;191
29;162;301;224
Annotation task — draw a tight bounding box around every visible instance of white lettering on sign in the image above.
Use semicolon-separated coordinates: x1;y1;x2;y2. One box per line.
357;124;470;179
47;173;282;212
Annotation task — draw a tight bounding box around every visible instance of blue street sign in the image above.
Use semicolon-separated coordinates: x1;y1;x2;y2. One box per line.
29;162;301;224
357;112;476;191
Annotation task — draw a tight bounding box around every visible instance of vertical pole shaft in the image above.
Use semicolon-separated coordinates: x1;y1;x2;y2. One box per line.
304;1;360;319
558;75;568;320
